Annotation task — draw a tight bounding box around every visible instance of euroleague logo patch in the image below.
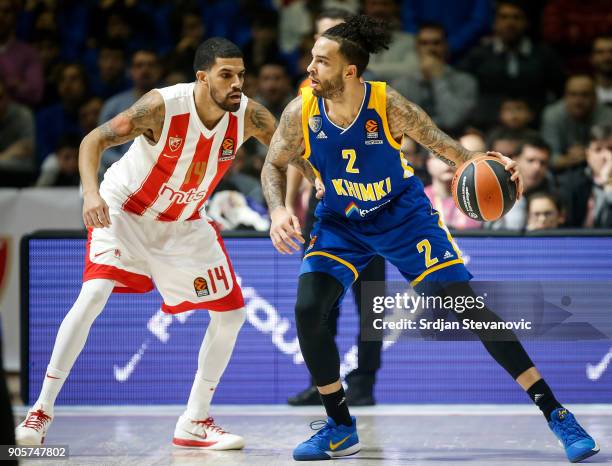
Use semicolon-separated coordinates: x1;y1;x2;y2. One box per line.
194;277;210;297
219;138;235;161
365;119;382;145
365;119;378;138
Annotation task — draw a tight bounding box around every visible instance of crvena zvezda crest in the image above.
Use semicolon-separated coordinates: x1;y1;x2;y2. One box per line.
169;137;183;151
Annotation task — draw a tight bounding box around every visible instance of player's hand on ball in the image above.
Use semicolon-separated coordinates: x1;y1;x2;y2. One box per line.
315;178;325;199
486;151;523;200
83;191;112;228
270;207;305;254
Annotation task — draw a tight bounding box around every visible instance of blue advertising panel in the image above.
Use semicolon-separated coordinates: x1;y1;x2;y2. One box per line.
26;236;612;404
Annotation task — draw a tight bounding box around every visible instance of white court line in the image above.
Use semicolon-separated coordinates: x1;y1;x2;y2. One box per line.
14;404;612;417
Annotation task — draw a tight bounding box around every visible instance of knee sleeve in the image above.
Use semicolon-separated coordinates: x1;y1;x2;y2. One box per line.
295;273;344;386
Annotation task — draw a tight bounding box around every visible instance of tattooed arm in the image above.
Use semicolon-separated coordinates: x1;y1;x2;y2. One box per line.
244;99;278;146
79;89;165;228
261;96;315;254
386;86;480;167
386;86;522;196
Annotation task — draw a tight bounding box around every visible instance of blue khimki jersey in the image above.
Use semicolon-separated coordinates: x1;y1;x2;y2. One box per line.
299;81;472;291
301;81;417;221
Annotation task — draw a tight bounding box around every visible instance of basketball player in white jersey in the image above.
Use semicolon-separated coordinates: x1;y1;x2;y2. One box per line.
15;37;285;449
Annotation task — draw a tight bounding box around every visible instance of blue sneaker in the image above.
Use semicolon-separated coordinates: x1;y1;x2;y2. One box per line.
548;408;600;463
293;417;360;461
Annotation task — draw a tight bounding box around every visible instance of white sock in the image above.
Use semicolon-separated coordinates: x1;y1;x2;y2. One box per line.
35;366;69;414
34;279;114;411
185;308;246;420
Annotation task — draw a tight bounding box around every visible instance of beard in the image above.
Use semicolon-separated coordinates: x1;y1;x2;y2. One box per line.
312;73;344;99
211;87;241;112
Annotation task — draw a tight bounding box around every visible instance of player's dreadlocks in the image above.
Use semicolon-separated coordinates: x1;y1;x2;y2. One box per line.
322;15;391;77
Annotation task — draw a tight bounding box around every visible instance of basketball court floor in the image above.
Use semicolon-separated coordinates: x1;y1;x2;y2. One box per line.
13;404;611;465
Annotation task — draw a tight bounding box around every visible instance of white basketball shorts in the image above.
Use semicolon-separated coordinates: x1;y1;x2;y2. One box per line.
83;209;244;313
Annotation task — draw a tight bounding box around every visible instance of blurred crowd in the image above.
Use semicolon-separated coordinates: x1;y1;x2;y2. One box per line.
0;0;611;232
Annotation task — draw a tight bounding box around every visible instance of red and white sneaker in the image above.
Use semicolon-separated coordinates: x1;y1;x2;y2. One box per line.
15;405;53;445
172;414;245;450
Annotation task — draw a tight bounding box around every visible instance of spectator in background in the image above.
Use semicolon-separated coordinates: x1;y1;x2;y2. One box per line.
459;0;564;130
361;0;418;81
489;137;554;230
79;96;103;136
526;192;565;231
460;131;486;152
541;75;612;171
163;69;189;88
19;0;90;62
31;31;62;107
297;8;352;89
0;77;35;177
165;7;206;79
560;124;612;228
0;0;43;106
90;40;129;99
489;128;522;158
255;60;293;119
424;152;482;230
400;0;492;58
486;98;539;147
98;49;161;172
592;36;612;107
243;10;285;74
36;63;87;163
542;0;612;74
391;22;477;134
35;134;80;187
87;2;152;55
240;60;293;180
279;0;314;55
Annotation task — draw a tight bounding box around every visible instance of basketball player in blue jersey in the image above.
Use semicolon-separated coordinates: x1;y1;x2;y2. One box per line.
261;15;599;464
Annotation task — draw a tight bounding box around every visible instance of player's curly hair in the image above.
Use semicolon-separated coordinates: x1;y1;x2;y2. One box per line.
322;15;391;77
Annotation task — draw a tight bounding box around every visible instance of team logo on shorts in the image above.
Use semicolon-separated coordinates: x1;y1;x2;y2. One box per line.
169;136;183;152
219;138;235;161
365;119;379;139
194;277;210;297
307;235;317;251
309;116;322;133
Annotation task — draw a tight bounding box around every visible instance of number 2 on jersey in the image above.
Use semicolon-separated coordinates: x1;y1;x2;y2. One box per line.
417;239;439;268
342;149;360;174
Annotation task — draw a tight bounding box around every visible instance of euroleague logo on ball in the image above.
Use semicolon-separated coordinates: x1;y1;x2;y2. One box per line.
452;156;517;222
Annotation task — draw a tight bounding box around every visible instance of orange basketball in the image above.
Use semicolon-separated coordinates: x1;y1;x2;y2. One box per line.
451;156;518;222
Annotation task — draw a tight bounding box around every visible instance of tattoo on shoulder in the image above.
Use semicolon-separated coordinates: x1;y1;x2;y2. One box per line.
386;86;472;167
246;101;278;145
98;90;164;147
249;105;269;130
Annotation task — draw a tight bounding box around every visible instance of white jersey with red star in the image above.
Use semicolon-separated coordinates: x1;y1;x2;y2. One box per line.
100;82;247;222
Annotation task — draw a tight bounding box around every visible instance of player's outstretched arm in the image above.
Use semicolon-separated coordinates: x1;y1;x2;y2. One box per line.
261;96;313;254
386;86;522;197
386;86;481;167
79;89;165;228
244;99;278;147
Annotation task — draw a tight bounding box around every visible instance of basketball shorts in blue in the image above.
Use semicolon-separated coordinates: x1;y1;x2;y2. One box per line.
300;189;473;292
